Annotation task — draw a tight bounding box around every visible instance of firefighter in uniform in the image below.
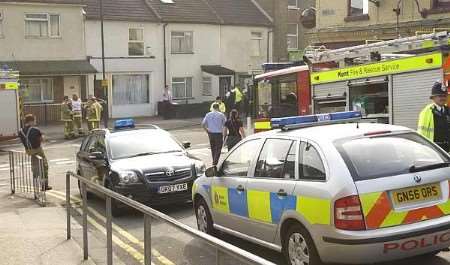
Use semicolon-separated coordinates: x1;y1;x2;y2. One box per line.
86;96;103;131
418;82;450;152
19;114;52;191
61;96;75;139
71;94;83;135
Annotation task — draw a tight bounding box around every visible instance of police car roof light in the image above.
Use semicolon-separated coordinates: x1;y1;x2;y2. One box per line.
114;119;135;130
271;111;362;130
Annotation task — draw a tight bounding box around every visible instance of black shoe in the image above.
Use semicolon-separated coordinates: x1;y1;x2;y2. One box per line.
44;186;52;191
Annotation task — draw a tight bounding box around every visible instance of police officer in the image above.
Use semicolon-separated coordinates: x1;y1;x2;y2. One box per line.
86;96;103;131
418;82;450;151
19;114;51;191
61;96;75;139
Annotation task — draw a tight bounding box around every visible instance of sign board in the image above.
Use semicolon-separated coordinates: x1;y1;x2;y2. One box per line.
101;79;108;87
311;53;443;85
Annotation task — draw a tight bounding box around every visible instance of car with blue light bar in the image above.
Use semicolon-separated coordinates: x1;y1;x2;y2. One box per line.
76;119;206;216
192;111;450;265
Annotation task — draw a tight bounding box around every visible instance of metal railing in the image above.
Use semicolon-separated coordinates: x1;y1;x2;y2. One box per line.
9;151;46;206
66;171;276;265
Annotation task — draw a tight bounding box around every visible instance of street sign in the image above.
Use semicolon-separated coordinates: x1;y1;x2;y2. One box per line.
5;82;18;90
101;79;108;87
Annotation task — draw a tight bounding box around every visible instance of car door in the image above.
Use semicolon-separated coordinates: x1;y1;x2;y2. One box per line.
78;135;94;178
245;138;298;243
90;133;108;186
210;138;263;234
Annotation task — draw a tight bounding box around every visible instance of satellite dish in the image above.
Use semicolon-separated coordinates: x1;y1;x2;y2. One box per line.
300;8;316;29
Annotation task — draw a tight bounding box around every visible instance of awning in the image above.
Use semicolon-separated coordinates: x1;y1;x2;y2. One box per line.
0;60;97;76
201;65;234;76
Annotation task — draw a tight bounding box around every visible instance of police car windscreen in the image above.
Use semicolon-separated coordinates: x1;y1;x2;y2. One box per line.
108;131;183;160
335;133;449;181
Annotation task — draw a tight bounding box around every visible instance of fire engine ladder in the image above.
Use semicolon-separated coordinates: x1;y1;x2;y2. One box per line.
305;31;450;64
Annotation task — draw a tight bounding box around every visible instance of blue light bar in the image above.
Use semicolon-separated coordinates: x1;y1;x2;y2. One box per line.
114;119;135;129
271;111;362;130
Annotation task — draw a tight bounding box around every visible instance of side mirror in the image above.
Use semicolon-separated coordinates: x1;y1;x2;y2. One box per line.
182;141;191;149
205;166;217;178
89;151;105;160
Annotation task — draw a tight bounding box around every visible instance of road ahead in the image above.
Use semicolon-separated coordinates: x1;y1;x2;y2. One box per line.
2;125;450;265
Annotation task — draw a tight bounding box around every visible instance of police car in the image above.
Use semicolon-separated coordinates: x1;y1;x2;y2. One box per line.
192;111;450;265
76;119;205;216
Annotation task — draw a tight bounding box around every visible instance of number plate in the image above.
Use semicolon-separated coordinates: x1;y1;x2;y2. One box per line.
158;183;188;194
392;183;441;206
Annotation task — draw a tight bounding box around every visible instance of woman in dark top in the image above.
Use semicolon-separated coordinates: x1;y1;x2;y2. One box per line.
223;109;245;151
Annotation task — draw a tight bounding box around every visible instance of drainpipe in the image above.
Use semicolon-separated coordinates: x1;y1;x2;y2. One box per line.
163;23;168;87
267;30;273;63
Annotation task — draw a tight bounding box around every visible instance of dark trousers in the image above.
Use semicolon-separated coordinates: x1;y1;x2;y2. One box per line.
208;133;223;166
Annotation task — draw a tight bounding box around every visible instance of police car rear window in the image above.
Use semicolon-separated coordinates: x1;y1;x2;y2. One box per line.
335;133;449;181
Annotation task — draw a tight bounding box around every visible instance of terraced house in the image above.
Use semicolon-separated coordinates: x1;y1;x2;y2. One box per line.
85;0;273;118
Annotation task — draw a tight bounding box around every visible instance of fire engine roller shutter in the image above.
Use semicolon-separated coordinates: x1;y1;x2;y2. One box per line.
392;68;443;129
313;81;347;98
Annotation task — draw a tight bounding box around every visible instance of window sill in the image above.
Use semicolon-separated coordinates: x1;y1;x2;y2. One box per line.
427;7;450;15
171;52;194;55
25;36;61;39
344;14;370;22
173;97;195;100
288;6;299;10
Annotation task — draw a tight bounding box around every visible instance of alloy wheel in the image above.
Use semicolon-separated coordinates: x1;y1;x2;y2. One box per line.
197;204;208;233
288;232;310;265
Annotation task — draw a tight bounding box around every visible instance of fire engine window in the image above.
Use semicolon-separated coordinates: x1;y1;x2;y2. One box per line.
280;82;297;105
349;81;389;123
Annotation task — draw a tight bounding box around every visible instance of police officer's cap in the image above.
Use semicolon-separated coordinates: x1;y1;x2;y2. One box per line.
430;82;448;98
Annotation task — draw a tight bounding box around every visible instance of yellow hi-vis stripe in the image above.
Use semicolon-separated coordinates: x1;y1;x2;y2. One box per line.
360;192;383;215
380;210;408;228
211;186;230;213
438;200;450;214
247;190;272;223
296;196;331;225
254;121;271;130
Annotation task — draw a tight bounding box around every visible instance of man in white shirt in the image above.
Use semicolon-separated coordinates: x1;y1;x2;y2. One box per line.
71;94;83;135
162;85;173;119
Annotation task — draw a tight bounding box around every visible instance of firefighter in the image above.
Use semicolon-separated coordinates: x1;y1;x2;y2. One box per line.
61;96;75;139
71;94;83;136
86;96;103;131
418;82;450;151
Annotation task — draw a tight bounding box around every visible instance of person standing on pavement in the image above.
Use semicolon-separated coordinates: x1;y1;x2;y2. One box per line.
418;81;450;151
61;96;75;139
71;94;83;136
210;96;226;113
202;103;227;166
86;96;103;131
162;85;173;119
223;109;245;151
233;86;243;113
19;114;52;191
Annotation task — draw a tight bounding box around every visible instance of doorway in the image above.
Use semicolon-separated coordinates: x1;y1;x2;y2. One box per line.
219;76;232;99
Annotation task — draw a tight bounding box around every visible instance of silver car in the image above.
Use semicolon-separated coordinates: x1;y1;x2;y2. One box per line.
192;121;450;265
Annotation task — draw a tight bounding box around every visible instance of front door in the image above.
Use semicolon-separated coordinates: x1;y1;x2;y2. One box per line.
245;138;298;243
219;76;232;99
211;138;262;234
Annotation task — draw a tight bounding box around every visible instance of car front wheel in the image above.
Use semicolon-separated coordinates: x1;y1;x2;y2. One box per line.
283;224;322;265
195;198;215;235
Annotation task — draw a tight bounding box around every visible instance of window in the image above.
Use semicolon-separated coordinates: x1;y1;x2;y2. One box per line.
287;24;298;50
288;0;298;9
221;139;261;177
172;77;193;99
433;0;450;8
25;13;60;38
171;31;193;53
129;28;144;56
299;142;326;181
202;77;212;96
348;0;368;16
251;32;263;57
112;74;149;105
255;139;296;179
22;78;53;103
336;133;448;181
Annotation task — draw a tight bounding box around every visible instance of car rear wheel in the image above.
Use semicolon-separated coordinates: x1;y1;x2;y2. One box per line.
283;224;322;265
195;198;215;235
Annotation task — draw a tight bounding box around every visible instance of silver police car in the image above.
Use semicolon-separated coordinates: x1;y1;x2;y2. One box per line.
192;111;450;265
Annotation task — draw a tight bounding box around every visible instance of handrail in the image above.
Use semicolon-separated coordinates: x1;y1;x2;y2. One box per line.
66;171;276;265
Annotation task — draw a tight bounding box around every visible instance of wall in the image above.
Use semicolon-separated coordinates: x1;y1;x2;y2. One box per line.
0;2;86;60
85;20;164;117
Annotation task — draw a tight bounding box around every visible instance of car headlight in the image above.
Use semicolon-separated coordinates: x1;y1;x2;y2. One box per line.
118;171;140;185
195;162;206;176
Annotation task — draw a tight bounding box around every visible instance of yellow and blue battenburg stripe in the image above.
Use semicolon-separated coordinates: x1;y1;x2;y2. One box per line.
206;185;330;225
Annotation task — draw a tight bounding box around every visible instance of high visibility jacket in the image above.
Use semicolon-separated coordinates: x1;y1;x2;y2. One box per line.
87;102;103;122
234;88;243;103
418;103;435;141
61;102;73;121
210;102;226;113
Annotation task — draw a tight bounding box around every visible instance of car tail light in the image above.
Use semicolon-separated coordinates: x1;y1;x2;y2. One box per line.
334;195;366;231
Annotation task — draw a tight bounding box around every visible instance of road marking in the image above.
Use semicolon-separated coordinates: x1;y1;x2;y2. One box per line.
48;190;175;265
0;168;10;171
55;161;75;165
0;164;10;168
50;158;70;162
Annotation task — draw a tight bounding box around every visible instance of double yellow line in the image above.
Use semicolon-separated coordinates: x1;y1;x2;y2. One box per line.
47;190;175;265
